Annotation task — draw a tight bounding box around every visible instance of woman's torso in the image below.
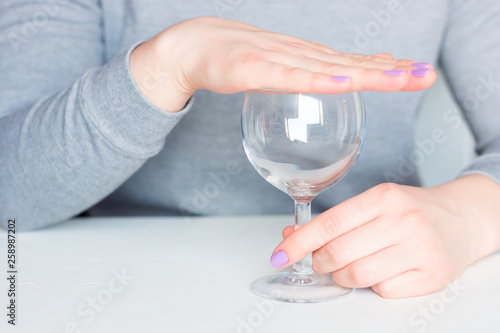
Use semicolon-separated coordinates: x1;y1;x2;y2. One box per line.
90;0;449;217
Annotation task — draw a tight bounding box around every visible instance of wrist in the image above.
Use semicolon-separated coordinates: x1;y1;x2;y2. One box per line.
129;34;194;113
434;175;500;264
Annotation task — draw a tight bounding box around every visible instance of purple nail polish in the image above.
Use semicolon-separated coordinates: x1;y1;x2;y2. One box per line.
384;69;405;76
270;250;288;267
412;62;431;68
332;76;351;82
411;68;431;77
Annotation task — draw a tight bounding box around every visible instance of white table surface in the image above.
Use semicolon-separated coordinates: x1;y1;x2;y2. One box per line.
1;215;499;333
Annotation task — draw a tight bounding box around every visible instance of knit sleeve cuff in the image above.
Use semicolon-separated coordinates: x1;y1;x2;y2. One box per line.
80;41;193;158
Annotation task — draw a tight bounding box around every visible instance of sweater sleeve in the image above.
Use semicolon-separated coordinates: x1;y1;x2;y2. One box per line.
439;0;500;184
0;0;192;231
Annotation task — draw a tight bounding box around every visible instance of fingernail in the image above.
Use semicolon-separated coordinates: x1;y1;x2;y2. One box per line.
332;76;351;82
412;62;431;68
384;69;405;76
411;68;431;77
270;250;288;267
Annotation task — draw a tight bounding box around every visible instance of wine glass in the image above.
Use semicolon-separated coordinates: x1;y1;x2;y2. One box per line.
241;91;366;302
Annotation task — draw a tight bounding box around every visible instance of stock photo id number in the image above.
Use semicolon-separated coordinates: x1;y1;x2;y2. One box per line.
6;219;17;326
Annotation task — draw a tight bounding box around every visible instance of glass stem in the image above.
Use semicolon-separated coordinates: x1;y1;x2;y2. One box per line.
292;200;313;275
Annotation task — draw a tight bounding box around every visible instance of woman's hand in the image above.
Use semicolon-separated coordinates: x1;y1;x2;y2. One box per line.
129;17;436;112
273;175;500;298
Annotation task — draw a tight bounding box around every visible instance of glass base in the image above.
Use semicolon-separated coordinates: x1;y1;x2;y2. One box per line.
251;270;354;303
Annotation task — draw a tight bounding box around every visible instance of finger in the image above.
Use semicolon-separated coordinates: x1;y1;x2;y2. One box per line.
401;68;437;91
246;60;353;94
372;53;393;59
273;45;415;69
331;245;415;288
371;270;448;299
264;54;413;92
312;216;398;273
282;225;295;239
262;50;436;92
258;29;424;71
280;41;416;67
270;186;382;267
268;51;411;72
340;53;413;65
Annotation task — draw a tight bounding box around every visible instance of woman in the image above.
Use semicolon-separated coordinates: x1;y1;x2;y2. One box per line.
1;0;499;298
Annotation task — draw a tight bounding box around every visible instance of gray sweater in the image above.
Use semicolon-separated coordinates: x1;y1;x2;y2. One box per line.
1;0;499;231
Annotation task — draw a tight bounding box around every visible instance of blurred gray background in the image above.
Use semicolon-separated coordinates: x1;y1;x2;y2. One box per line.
415;68;476;187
